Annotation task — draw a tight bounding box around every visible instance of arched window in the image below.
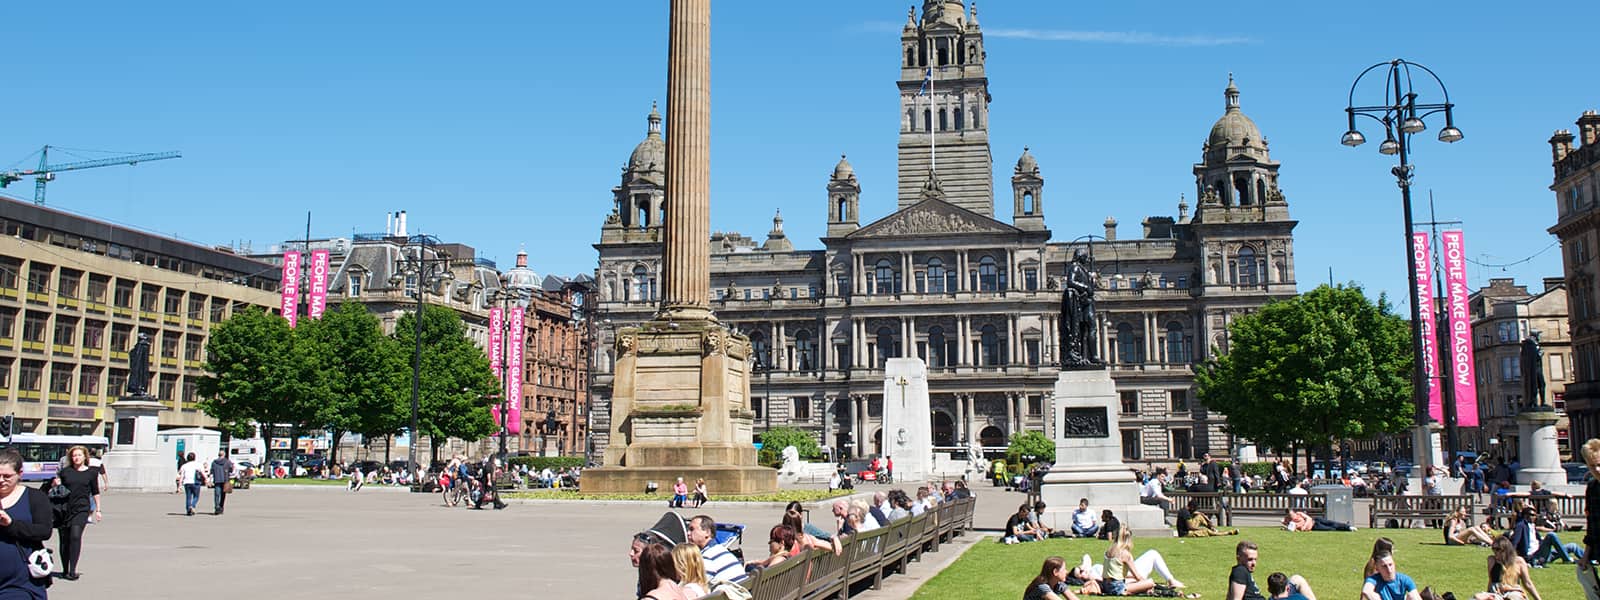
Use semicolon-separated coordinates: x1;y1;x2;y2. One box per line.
906;109;915;132
980;324;1000;366
928;326;947;367
923;109;932;132
978;256;999;291
927;258;946;294
1022;191;1034;214
1236;247;1260;285
635;194;652;229
1117;322;1142;364
905;46;915;67
973;107;981;129
632;266;649;301
795;330;816;371
954;107;964;131
875;259;896;295
1257;180;1267;204
836;197;848;221
749;330;771;369
938;109;948;132
1234;174;1251;206
876;326;898;366
1166;322;1188;364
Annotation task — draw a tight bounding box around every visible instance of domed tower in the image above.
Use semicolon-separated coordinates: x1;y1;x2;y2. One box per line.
1192;76;1284;212
502;247;541;295
897;1;993;216
1189;75;1296;293
611;103;666;232
826;154;861;237
1011;147;1045;231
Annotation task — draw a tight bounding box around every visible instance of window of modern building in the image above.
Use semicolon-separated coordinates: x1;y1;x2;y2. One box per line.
25;263;51;299
1121;430;1142;460
114;281;134;308
48;363;73;398
139;286;159;313
79;366;101;398
21;312;46;344
108;368;127;396
52;317;76;348
0;258;18;291
0;308;15;341
18;360;43;399
57;269;81;299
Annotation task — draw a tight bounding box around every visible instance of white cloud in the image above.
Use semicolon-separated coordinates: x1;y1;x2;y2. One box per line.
985;28;1255;46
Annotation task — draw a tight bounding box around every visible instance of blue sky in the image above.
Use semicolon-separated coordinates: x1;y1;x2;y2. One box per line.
4;1;1595;308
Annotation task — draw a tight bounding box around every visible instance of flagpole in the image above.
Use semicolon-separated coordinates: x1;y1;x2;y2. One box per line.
929;66;936;173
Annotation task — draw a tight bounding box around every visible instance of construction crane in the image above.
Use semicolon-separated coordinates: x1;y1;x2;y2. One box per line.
1;145;181;205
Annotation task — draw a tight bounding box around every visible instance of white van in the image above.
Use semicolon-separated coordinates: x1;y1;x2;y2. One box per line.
229;438;268;469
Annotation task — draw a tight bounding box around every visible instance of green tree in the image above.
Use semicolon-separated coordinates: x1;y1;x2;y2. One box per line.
1006;430;1055;465
393;305;499;463
1196;284;1413;471
197;307;299;457
757;426;821;467
297;302;408;465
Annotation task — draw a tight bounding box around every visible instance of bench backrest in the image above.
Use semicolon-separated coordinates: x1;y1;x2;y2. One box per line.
1227;492;1327;514
747;551;808;600
1371;494;1474;514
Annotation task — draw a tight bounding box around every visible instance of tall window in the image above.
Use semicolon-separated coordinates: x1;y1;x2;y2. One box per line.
1121;430;1142;460
928;326;947;367
1236;247;1260;285
1120;391;1139;414
1165;322;1188;364
1117;323;1142;364
348;274;363;297
792;397;811;421
835;274;849;296
1169;389;1189;412
795;330;816;371
632;266;650;301
927;258;946;293
874;260;896;295
1023;269;1038;291
1025;340;1040;365
876;327;898;366
978;256;999;291
980;325;1000;366
749;331;771;369
1171;429;1194;460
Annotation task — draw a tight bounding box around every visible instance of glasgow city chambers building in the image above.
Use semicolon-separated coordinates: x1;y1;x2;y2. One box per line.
589;1;1298;464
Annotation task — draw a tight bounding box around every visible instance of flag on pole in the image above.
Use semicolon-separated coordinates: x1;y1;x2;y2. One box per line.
916;67;932;96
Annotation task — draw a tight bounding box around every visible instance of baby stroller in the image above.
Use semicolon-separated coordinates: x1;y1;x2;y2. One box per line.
714;522;746;561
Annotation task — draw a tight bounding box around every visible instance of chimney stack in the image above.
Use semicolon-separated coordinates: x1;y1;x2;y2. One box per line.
1550;130;1576;164
397;211;408;237
1579;110;1600;146
1103;216;1118;241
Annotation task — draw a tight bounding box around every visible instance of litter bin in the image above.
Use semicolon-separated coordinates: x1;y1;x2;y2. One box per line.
1312;484;1354;526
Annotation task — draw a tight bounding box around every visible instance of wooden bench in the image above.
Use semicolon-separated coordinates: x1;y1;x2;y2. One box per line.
843;528;888;594
1223;493;1326;527
1489;494;1589;531
1371;494;1473;529
799;546;848;600
747;551;807;600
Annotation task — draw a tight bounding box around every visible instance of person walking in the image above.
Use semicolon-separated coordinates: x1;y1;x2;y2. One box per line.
209;450;233;515
52;445;101;581
176;452;205;516
0;449;52;596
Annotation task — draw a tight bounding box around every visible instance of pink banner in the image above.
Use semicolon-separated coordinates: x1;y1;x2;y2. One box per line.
280;251;301;328
308;249;330;320
488;307;503;382
1413;233;1443;423
1441;230;1480;427
507;308;525;435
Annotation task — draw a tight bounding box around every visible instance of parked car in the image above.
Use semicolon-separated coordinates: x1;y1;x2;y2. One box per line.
1392;460;1414;477
1366;461;1392;475
349;460;385;475
1565;462;1592;485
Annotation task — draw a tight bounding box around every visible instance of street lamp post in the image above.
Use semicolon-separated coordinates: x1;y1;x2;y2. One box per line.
388;235;455;475
1341;59;1463;468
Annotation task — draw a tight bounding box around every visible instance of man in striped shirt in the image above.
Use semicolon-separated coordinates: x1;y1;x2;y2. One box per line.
688;515;746;583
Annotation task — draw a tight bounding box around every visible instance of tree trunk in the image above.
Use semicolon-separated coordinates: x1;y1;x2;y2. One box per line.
262;425;275;478
384;435;391;464
329;430;344;466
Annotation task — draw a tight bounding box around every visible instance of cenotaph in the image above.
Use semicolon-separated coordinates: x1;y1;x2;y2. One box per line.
582;0;775;494
1039;250;1166;535
882;358;932;483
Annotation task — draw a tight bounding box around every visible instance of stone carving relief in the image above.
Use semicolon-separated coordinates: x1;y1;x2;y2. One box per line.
867;208;1005;237
1059;407;1109;438
703;328;726;356
617;331;637;356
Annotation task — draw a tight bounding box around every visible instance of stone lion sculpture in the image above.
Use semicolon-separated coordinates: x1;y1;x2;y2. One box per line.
780;445;802;474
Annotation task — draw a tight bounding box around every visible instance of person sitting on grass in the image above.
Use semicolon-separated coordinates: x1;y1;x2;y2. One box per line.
1006;503;1041;544
1473;535;1541;600
1030;501;1057;538
1228;540;1314;600
1361;550;1420;600
1101;524;1186;595
1178;499;1239;537
1282;509;1355;532
1023;556;1083;600
1363;538;1395;579
1444;507;1494;547
1070;498;1100;538
1266;572;1317;600
1097;510;1120;541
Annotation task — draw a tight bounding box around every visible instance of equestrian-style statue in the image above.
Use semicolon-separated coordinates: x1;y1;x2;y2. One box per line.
1520;331;1549;410
126;332;153;397
1058;249;1103;369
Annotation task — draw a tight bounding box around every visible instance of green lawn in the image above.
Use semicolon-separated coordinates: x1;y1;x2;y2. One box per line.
504;488;848;503
914;528;1583;599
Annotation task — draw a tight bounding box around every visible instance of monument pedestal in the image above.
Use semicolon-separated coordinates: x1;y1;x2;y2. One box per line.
882;359;932;483
1412;421;1445;474
1515;409;1564;486
582;320;776;495
1039;369;1167;537
102;396;173;492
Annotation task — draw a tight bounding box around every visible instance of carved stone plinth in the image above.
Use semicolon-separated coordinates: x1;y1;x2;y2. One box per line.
1516;410;1565;486
103;396;173;492
1039;369;1167;537
582;320;776;495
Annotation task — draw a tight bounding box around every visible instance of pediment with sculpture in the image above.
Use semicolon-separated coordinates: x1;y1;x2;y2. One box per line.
847;198;1020;239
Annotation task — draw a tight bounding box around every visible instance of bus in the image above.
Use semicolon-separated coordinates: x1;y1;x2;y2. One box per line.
4;434;111;482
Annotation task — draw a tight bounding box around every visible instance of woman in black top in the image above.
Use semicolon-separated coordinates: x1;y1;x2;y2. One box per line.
1022;556;1080;600
51;445;101;581
0;448;53;597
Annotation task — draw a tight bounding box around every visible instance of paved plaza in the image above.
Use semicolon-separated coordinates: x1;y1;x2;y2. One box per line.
46;483;999;600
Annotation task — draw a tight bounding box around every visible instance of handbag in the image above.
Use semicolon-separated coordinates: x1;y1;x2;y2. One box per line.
224;480;234;494
24;547;52;579
46;484;69;503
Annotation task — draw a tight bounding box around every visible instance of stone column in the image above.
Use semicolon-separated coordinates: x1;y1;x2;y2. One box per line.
658;0;713;322
954;394;966;444
1006;392;1017;434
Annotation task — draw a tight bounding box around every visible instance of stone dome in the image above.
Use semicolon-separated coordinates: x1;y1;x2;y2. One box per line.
627;103;665;182
502;249;541;294
1015;146;1037;173
832;155;854;180
1206;77;1266;151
